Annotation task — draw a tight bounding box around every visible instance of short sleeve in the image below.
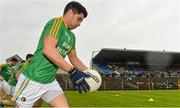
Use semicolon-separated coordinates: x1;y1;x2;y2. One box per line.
43;18;63;40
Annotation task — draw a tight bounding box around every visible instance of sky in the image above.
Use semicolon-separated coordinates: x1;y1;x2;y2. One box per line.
0;0;180;67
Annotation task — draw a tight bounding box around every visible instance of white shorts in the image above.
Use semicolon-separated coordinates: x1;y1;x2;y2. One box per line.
0;80;11;95
12;74;63;107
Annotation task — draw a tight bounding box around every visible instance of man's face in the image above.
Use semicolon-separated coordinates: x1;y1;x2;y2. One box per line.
69;12;85;30
12;61;18;66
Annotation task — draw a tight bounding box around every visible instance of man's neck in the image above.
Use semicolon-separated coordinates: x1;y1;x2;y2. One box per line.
62;15;69;28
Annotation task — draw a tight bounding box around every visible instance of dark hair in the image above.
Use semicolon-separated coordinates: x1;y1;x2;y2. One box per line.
26;54;33;60
63;1;88;18
10;58;18;62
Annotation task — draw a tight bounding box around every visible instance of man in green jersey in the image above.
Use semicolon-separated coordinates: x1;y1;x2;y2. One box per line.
0;58;18;107
16;54;33;79
0;70;17;107
13;1;90;107
0;58;18;82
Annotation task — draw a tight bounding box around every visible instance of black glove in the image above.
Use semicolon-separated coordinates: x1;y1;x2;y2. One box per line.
69;68;90;93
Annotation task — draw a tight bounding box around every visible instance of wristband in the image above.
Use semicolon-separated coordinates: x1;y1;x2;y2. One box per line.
68;67;75;74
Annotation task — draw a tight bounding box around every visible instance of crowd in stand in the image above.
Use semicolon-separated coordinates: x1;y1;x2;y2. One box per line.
95;62;180;78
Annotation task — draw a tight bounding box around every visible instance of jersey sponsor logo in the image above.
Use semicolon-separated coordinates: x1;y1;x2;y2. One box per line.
7;71;13;80
7;67;14;80
64;30;69;36
56;46;68;56
67;36;71;43
62;42;71;49
7;67;13;72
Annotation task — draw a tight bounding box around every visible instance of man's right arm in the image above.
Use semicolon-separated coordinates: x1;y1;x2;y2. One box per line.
43;36;90;93
43;36;73;72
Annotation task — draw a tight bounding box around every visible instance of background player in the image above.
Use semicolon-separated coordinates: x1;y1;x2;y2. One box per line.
0;58;18;107
16;54;33;79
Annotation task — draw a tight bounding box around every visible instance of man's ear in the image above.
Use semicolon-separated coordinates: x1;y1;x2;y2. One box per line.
67;9;74;16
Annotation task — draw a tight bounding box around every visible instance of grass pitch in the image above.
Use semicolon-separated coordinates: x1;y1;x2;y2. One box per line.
41;90;180;107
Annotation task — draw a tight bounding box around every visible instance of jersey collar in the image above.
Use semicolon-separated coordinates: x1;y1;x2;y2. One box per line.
61;16;69;29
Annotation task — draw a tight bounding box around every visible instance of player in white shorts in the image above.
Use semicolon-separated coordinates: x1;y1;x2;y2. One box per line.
13;74;63;106
13;1;90;107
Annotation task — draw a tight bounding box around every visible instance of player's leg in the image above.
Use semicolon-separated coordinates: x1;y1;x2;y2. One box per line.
1;85;16;107
48;93;69;107
33;98;42;107
1;88;8;100
0;80;4;107
41;80;69;107
1;80;10;100
0;81;12;107
1;99;16;107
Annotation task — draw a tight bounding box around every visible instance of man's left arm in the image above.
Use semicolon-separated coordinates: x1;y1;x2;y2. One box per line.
68;49;91;93
68;49;88;71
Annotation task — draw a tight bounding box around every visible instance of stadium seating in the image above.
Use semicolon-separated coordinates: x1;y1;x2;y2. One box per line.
93;63;117;75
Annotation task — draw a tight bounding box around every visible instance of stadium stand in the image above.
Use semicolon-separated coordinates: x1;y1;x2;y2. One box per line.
90;48;180;90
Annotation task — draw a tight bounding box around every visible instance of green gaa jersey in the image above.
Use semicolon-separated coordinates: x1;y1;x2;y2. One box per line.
23;17;76;84
9;61;29;86
8;70;18;86
0;64;15;82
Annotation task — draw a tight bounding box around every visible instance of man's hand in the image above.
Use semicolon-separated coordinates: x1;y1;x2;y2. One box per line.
69;68;90;93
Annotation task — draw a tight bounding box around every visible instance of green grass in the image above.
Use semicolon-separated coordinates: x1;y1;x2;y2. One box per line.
41;90;180;107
